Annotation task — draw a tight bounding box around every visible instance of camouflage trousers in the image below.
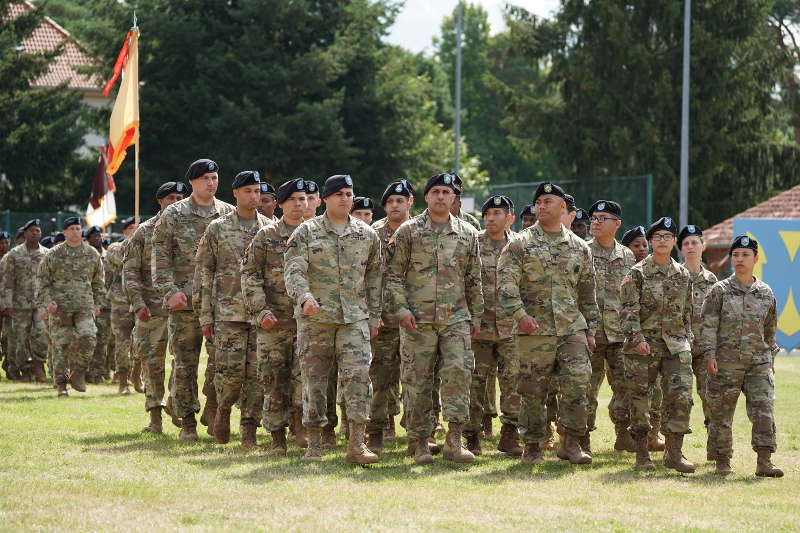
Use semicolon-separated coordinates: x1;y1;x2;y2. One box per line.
467;337;519;436
168;310;207;418
587;334;628;431
517;332;591;442
707;360;776;457
110;306;134;373
625;340;693;439
484;366;498;417
298;320;372;428
89;307;111;379
691;349;711;427
367;326;402;434
9;309;47;372
50;310;97;383
214;321;260;421
134;311;171;411
400;321;473;440
258;325;301;431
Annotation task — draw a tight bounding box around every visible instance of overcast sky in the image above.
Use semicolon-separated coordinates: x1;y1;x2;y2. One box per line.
385;0;561;53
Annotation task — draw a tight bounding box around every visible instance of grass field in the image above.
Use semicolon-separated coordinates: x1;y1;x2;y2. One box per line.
1;355;798;532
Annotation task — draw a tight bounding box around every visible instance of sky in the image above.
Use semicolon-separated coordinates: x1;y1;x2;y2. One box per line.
385;0;561;54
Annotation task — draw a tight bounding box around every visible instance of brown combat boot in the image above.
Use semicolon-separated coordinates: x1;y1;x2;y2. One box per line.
142;407;163;433
56;380;69;398
131;359;144;393
648;430;666;452
179;413;199;441
269;429;287;457
755;448;784;478
214;406;231;444
345;423;379;464
613;424;636;452
481;414;493;440
635;437;655;471
413;438;434;465
715;456;734;476
579;432;592;456
557;434;592;465
442;423;475;464
428;436;442;455
497;423;524;457
322;423;337;449
465;432;482;456
117;370;131;395
367;432;383;455
539;422;556;451
240;421;261;452
384;415;396;441
521;442;544;465
32;360;47;383
304;427;323;461
292;408;308;448
20;368;32;383
663;433;695;473
68;367;87;392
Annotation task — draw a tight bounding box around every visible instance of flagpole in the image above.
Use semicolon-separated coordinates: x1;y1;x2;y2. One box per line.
132;18;140;224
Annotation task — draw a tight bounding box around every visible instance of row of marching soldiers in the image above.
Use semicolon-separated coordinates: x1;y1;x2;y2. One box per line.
1;158;783;478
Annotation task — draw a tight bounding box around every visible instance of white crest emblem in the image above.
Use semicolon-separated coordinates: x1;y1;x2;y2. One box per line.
395;184;403;193
344;176;353;186
688;225;696;233
742;237;750;246
664;218;672;228
296;180;304;190
443;175;452;184
598;202;606;211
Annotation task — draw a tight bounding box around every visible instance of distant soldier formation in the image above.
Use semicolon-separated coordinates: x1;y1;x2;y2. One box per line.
0;160;784;478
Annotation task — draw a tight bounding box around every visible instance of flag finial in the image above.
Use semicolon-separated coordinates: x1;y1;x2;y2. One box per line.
132;11;138;30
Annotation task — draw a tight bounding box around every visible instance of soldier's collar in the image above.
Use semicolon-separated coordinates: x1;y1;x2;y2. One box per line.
322;212;358;236
422;210;456;234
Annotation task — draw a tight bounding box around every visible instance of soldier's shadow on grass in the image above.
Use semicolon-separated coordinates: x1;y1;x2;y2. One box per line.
0;386;55;395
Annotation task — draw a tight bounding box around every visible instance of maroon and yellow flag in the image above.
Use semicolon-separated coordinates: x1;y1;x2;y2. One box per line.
106;29;139;176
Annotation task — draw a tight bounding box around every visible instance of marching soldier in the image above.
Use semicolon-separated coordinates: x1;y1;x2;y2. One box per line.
151;158;234;440
519;205;537;230
350;197;374;225
571;208;590;241
622;226;649;263
700;235;783;477
125;181;186;433
302;180;321;220
284;174;382;464
258;182;279;222
106;217;138;395
86;225;112;383
0;231;9;378
451;175;481;230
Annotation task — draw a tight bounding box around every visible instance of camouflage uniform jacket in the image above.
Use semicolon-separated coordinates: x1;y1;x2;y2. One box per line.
459;209;481;230
3;243;48;309
385;210;483;329
372;216;404;329
284;213;382;327
241;218;298;329
589;238;635;343
688;266;718;344
195;210;269;326
37;242;104;311
105;240;131;309
475;230;514;341
698;276;779;364
620;256;693;355
0;253;7;311
498;222;599;337
123;214;162;312
151;196;234;310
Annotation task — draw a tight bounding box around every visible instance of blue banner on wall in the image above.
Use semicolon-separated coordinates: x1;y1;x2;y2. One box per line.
732;218;800;351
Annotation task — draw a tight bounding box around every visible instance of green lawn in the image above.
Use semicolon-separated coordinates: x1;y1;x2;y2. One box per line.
1;356;798;532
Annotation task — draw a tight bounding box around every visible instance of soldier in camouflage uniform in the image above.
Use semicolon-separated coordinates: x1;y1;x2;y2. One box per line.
196;171;269;450
107;217;138;395
0;232;9;379
84;225;112;383
620;217;695;473
585;201;636;453
125;181;186;433
519;205;536;230
498;182;598;466
3;219;48;382
257;182;279;222
450;174;481;230
37;217;104;396
465;195;522;457
700;235;783;477
284;175;382;464
364;179;414;454
242;178;308;456
350;197;374;225
385;172;483;465
151;159;234;440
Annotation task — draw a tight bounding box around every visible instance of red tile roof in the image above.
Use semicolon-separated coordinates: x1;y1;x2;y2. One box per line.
705;183;800;246
8;1;101;91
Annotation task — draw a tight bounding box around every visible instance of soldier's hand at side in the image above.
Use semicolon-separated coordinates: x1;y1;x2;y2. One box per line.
38;310;47;321
587;334;596;352
202;324;214;339
93;307;101;317
519;315;539;334
400;314;417;330
707;359;718;375
260;311;278;330
302;297;319;316
369;326;379;339
167;291;188;311
470;325;480;338
136;306;151;322
636;341;650;355
47;301;58;315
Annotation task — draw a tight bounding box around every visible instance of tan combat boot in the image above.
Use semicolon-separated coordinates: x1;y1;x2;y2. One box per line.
367;431;383;455
442;423;475;464
345;423;379;464
200;382;217;437
214;406;232;444
715;456;734;476
613;424;636;452
322;423;337;449
635;437;655;471
304;427;323;461
465;432;482;456
117;370;131;396
68;367;87;392
292;408;308;448
557;434;592;464
663;433;695;473
142;407;163;433
131;359;144;393
579;432;592;456
413;438;434;465
755;448;783;478
428;434;442;455
648;430;665;452
481;414;493;439
240;421;261;452
497;423;524;457
269;429;287;457
179;413;199;441
539;422;556;451
521;442;544;465
32;360;48;383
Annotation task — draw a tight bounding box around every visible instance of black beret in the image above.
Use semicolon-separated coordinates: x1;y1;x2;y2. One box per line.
589;200;622;218
574;208;589;221
40;236;55;247
156;181;186;199
519;204;536;218
730;234;758;255
482;195;513;214
277;178;306;204
381;179;414;205
564;194;576;212
62;216;81;230
646;217;678;239
186;159;219;181
321;174;354;199
351;197;374;211
677;225;703;249
121;216;136;230
23;219;41;231
259;182;276;196
15;227;24;239
0;231;9;240
621;226;646;246
53;232;65;244
232;170;261;189
86;225;102;237
533;182;566;203
423;173;458;196
452;173;464;195
305;180;319;194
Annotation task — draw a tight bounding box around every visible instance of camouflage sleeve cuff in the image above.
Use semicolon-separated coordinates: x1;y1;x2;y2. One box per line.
512;308;528;322
630;331;645;346
771;345;780;356
163;286;181;302
199;316;214;327
256;309;272;325
130;296;147;312
368;316;381;329
703;351;717;361
396;308;413;322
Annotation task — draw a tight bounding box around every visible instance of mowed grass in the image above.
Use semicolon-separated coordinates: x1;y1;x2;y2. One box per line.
1;354;798;533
